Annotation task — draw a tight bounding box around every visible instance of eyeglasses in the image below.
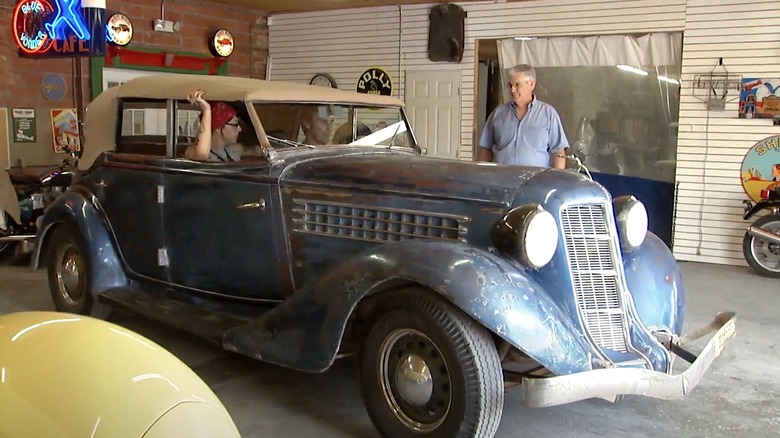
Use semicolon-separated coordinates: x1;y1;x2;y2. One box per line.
225;121;241;127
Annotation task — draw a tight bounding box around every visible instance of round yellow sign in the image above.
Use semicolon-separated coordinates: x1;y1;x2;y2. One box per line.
741;134;780;202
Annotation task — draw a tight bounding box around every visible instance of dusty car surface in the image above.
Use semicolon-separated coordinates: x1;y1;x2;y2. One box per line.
0;311;240;438
32;73;736;438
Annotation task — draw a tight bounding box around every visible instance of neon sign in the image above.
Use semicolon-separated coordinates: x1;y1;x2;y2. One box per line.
13;0;54;53
45;0;89;41
12;0;105;57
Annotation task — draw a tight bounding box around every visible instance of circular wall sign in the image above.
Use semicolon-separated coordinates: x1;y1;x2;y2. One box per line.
356;67;393;96
107;13;133;46
12;0;56;55
41;73;66;100
209;29;234;58
741;134;780;202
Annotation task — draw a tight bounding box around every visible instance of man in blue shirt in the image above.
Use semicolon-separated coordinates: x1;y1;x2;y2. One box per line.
477;64;569;168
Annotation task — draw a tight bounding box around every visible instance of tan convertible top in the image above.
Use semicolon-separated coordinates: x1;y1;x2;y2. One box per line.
79;73;405;169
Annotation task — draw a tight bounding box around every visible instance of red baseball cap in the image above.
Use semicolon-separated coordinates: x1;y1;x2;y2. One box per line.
210;101;237;131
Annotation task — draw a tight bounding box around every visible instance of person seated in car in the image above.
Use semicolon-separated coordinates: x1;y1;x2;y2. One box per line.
185;89;244;162
299;105;334;145
332;121;372;144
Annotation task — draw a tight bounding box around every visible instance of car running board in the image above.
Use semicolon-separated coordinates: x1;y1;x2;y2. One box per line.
99;287;248;345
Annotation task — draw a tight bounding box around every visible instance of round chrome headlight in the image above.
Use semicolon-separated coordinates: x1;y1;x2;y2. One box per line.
491;204;558;269
614;195;648;251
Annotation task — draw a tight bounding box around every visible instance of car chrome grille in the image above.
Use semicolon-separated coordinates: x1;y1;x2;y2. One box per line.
560;203;628;353
292;199;468;243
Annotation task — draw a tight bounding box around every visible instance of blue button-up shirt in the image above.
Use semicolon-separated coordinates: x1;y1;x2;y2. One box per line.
478;98;569;167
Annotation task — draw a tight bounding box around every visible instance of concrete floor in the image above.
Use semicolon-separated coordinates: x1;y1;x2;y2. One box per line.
0;257;776;437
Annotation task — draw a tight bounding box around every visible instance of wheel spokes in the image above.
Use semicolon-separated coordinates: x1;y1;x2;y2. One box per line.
751;222;780;272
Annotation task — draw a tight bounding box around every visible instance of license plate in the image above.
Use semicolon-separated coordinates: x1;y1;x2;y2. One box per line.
714;318;736;357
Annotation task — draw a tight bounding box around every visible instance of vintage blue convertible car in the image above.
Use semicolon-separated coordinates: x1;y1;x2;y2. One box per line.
32;73;736;438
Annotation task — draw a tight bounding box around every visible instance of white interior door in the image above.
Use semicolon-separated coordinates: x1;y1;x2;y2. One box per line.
404;70;461;160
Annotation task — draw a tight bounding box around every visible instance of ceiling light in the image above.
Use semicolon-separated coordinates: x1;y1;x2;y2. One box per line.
616;64;648;76
657;75;680;85
513;36;536;41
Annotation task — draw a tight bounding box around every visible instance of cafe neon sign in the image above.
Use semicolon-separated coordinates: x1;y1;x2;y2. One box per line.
12;0;92;55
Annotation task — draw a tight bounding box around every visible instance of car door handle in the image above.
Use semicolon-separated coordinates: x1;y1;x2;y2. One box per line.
238;199;266;210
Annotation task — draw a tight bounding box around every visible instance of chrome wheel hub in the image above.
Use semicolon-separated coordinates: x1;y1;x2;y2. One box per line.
56;245;84;306
395;354;433;407
378;328;452;432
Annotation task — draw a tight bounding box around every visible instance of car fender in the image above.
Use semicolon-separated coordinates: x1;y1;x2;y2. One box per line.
31;187;127;296
0;311;240;438
622;232;685;336
224;240;598;375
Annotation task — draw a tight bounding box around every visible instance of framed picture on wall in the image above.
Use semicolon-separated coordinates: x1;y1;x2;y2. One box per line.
739;78;780;119
50;109;81;154
12;109;36;143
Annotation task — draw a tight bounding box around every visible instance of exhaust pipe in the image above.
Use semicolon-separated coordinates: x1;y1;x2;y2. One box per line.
0;234;35;243
747;225;780;246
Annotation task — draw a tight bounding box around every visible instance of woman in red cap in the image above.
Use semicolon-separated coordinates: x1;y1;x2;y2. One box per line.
184;89;244;161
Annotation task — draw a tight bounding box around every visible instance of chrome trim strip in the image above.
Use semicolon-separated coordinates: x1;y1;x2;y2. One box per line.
560;201;632;356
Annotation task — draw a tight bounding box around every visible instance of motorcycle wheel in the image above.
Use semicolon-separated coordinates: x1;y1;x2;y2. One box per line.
743;214;780;278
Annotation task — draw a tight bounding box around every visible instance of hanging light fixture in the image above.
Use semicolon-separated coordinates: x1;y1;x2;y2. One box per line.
657;75;680;85
616;64;649;76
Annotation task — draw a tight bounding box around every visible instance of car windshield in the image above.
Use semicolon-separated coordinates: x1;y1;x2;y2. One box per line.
252;103;417;151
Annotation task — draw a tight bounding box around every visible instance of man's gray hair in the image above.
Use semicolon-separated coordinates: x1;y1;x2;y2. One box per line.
507;64;536;82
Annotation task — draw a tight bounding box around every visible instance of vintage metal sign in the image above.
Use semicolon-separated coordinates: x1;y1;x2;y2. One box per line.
739;78;780;120
741;134;780;202
12;0;106;57
50;108;81;153
209;29;234;58
106;13;133;46
356;67;393;96
12;108;36;143
41;73;67;100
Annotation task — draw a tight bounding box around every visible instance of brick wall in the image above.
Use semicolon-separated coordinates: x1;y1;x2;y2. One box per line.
0;0;268;167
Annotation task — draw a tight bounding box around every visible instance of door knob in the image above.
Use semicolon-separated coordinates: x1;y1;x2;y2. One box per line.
238;199;266;210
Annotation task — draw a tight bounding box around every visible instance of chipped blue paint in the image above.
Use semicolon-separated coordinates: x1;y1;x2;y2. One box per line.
225;240;598;374
31;189;127;297
623;232;686;336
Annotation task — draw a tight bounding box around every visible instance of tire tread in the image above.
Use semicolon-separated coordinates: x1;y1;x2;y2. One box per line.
414;294;503;438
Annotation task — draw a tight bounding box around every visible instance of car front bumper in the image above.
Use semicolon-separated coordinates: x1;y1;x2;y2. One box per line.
521;311;736;408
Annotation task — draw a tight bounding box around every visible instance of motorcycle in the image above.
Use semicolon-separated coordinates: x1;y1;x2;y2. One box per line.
742;185;780;278
0;149;77;258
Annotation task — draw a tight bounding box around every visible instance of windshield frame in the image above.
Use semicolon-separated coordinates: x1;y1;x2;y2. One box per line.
249;101;420;153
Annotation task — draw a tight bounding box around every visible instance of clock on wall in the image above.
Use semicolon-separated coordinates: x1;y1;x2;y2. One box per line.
310;73;337;89
106;13;133;46
209;29;234;58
